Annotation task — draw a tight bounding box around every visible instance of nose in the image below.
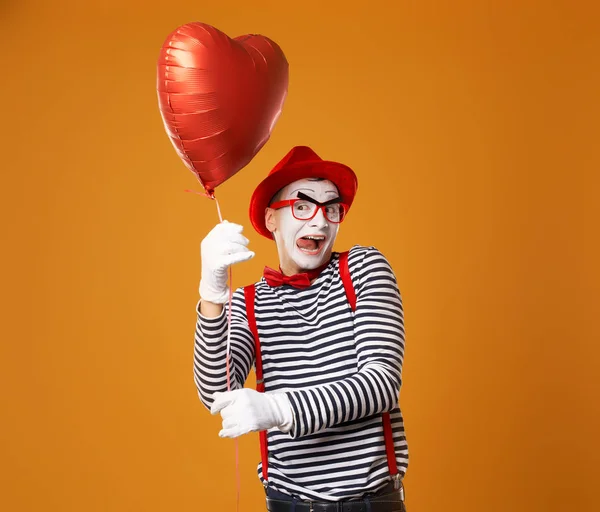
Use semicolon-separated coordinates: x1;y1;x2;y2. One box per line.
308;206;329;229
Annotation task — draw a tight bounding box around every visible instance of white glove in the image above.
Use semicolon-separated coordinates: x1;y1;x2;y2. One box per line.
210;389;294;438
199;221;255;304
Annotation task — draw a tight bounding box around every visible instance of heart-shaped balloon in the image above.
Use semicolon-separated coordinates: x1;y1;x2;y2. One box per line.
157;23;289;195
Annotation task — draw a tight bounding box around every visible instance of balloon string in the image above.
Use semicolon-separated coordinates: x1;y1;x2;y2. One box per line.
185;188;240;512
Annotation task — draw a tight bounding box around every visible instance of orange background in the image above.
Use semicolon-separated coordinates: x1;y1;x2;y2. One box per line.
1;1;598;511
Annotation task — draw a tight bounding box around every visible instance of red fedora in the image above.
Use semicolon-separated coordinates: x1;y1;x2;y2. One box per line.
249;146;358;239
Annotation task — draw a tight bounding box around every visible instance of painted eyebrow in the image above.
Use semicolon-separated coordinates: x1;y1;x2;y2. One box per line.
297;191;342;206
289;187;338;196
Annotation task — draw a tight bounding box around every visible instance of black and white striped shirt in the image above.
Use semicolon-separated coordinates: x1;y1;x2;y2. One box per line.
193;245;408;501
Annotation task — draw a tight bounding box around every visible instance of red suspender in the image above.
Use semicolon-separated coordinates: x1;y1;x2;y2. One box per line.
338;251;399;478
338;251;357;311
243;284;269;481
244;251;398;483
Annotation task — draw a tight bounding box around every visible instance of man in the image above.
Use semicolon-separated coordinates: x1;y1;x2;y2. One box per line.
194;146;409;511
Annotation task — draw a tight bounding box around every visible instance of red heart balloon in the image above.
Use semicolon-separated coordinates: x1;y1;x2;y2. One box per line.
157;23;289;195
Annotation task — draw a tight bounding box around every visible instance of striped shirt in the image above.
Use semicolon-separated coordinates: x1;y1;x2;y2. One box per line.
193;245;408;501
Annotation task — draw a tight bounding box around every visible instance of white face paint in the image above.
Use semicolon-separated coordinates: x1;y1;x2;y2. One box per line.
269;178;341;274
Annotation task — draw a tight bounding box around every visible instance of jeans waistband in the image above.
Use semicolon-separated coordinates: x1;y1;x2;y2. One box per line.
266;480;402;502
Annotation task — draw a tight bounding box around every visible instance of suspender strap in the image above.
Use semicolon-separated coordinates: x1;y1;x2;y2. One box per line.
338;251;399;478
381;411;399;478
243;284;269;481
338;251;356;311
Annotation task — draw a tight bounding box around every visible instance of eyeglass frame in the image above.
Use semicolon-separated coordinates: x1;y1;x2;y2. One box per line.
269;192;348;224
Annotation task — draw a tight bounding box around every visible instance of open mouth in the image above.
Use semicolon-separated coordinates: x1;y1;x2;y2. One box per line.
296;235;326;255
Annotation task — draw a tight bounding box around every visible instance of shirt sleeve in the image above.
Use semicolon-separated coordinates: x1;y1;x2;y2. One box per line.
285;247;406;438
193;288;256;411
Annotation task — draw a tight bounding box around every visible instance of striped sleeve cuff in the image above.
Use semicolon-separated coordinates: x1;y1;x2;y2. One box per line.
286;391;306;439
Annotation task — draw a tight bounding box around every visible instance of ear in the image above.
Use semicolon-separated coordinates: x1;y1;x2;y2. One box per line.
265;207;277;233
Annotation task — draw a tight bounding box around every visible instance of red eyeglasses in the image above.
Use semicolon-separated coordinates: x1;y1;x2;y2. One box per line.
270;195;348;223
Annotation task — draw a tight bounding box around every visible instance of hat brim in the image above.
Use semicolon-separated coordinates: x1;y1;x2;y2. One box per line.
249;161;358;239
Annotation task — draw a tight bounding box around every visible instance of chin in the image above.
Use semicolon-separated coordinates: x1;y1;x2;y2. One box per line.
292;246;333;270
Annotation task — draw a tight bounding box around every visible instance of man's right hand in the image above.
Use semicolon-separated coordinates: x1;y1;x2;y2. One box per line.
199;221;255;305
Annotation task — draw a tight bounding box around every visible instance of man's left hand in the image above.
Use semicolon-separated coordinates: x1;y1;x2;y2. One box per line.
210;389;294;438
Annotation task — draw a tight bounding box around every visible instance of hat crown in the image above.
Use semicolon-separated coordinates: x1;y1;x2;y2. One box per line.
269;146;323;176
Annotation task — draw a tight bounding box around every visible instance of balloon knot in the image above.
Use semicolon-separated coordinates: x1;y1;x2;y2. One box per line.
184;189;213;199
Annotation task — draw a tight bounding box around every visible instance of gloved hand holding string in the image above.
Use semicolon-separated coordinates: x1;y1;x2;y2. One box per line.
199;221;255;308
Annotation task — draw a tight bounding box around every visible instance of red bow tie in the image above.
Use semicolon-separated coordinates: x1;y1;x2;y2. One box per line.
263;261;330;289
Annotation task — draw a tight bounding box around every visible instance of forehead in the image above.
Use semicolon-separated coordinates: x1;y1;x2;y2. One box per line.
281;178;339;199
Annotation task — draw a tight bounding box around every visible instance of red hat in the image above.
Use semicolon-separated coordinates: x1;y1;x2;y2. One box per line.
249;146;358;239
